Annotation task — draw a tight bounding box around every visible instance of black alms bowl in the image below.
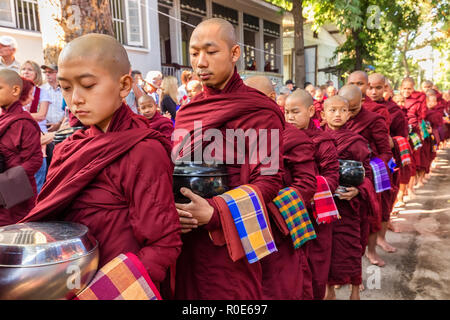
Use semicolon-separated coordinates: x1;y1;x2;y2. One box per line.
339;159;365;187
173;162;229;203
53;126;85;144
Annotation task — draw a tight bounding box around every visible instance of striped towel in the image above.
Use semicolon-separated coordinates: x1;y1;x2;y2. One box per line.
393;136;412;166
420;120;431;139
75;253;161;300
219;185;277;264
409;132;422;150
311;176;340;224
273;187;316;248
370;157;391;193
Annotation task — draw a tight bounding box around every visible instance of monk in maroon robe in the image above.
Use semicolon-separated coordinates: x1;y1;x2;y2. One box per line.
173;19;284;300
137;94;174;140
313;88;325;123
367;73;401;253
321;96;378;300
339;84;392;267
20;34;182;294
284;89;340;300
0;70;42;226
245;76;317;300
424;90;443;162
401;77;427;189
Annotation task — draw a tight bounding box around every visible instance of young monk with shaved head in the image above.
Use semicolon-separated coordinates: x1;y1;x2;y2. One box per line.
0;69;42;226
339;84;391;267
285;89;340;300
400;77;427;190
137;94;173;140
173;18;285;299
321;96;378;300
244;75;276;101
246;75;318;299
20;34;182;298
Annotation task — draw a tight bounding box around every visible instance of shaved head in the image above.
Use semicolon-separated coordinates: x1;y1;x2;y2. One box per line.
191;18;237;49
0;69;23;89
348;70;369;98
137;94;156;105
368;73;385;84
401;77;415;87
338;84;362;116
58;33;131;79
324;95;349;110
349;71;368;82
244;76;274;96
287;89;314;108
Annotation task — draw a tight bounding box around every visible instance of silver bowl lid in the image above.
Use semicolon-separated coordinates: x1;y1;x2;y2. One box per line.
0;222;98;267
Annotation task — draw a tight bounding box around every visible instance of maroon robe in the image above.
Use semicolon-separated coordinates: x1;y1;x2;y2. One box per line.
0;101;42;226
363;96;392;133
325;127;378;285
313;99;324;122
173;68;285;299
345;107;392;231
304;120;340;300
149;111;174;140
404;91;427;172
20;104;182;289
262;123;317;300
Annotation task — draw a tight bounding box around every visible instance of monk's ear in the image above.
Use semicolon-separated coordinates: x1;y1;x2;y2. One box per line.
230;44;241;63
269;91;276;101
320;110;325;120
308;104;315;118
119;74;133;99
12;85;21;98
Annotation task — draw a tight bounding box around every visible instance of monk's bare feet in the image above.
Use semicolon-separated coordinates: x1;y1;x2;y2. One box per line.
377;238;397;253
350;285;360;300
324;285;336;300
360;283;365;291
365;251;386;267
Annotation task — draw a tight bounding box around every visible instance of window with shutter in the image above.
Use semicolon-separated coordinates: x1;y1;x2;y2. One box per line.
0;0;15;27
125;0;143;46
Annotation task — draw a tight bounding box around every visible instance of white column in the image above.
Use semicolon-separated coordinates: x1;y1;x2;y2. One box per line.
256;18;264;72
169;0;183;65
237;11;245;71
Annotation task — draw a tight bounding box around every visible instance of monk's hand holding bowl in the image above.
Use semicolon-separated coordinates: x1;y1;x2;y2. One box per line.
175;187;214;233
336;187;359;201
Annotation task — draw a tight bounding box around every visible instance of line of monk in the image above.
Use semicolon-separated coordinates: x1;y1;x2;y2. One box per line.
0;18;448;300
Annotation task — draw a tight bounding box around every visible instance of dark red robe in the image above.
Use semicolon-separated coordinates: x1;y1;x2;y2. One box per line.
345;107;391;231
403;91;427;172
149;111;174;140
363;96;392;132
304;120;340;300
313;99;324;122
0;101;42;226
20;104;182;290
173;68;285;300
262;123;317;300
325;127;378;285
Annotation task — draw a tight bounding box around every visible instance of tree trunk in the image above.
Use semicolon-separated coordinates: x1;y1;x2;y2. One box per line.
292;0;306;88
352;29;363;71
401;31;411;77
38;0;114;65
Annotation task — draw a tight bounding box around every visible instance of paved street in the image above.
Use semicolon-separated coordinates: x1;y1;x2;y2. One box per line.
336;146;450;300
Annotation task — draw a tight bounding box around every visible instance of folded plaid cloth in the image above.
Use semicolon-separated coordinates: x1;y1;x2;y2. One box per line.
311;176;340;224
273;187;316;249
74;252;161;300
388;158;397;173
370;157;391;193
393;136;412;166
219;185;277;264
409;132;422;150
420;120;431;139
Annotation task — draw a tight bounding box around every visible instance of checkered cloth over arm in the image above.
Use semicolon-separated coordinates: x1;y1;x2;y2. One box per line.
369;157;391;193
393;136;412;166
273;187;316;249
74;253;161;300
311;176;341;224
409;132;423;150
218;185;277;264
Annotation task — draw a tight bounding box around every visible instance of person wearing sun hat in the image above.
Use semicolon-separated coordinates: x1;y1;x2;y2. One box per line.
0;35;20;73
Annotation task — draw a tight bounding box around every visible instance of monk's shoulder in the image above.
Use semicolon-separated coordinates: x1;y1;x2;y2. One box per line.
123;135;172;173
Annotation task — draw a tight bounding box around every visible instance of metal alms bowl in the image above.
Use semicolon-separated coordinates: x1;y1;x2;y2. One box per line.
0;221;99;300
173;162;230;203
338;159;365;187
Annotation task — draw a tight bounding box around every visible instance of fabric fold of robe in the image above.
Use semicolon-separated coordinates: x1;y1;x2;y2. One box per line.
272;187;316;248
75;252;162;300
210;184;277;264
